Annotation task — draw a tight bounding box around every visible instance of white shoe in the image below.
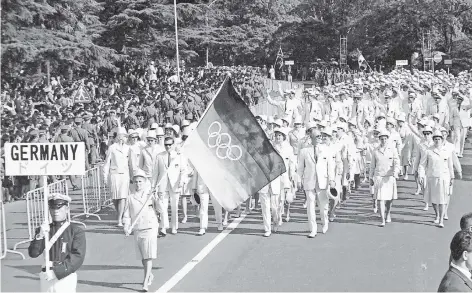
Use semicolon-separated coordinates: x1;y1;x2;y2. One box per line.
285;215;290;222
303;202;307;209
308;231;317;238
278;218;283;226
171;229;177;235
273;225;278;232
438;222;444;228
217;224;223;231
434;218;440;224
198;229;205;236
263;231;271;237
322;224;328;234
181;216;187;224
223;220;228;226
403;175;409;180
415;190;420;195
117;222;123;227
444;215;449;220
373;207;378;214
380;221;385;227
423;205;429;211
160;229;167;236
386;215;392;223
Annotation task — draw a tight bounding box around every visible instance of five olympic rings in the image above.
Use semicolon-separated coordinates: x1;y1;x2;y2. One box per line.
207;121;243;161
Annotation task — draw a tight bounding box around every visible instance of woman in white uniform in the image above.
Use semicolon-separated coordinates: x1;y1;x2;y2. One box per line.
123;169;159;292
369;129;400;227
419;130;455;228
103;127;130;226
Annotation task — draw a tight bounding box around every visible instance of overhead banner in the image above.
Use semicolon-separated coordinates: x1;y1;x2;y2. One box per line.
4;143;86;176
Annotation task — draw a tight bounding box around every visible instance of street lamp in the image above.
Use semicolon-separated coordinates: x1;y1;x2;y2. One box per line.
205;0;223;68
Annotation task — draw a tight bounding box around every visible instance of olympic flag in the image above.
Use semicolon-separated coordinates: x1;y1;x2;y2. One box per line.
182;78;286;211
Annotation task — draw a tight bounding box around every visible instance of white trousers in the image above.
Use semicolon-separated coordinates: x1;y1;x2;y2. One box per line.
259;192;280;232
40;272;77;293
455;127;468;156
306;189;329;233
199;193;223;229
160;190;180;230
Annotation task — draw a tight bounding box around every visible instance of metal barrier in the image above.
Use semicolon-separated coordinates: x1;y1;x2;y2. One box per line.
73;167;102;220
13;180;85;251
98;164;113;208
1;202;24;259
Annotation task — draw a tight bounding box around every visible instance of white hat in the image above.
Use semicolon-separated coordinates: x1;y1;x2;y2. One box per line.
133;168;147;179
306;122;318;131
321;127;332;137
273;127;288;139
422;126;433;133
172;125;180;134
273;119;283;128
146;130;157;139
150;122;159;129
156;127;165;136
378;129;390;138
432;130;443;139
116;127;127;136
293;116;303;124
48;193;71;203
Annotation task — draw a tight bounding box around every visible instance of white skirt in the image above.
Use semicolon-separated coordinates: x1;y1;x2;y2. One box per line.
424;177;449;205
109;173;130;200
134;228;158;260
373;176;397;201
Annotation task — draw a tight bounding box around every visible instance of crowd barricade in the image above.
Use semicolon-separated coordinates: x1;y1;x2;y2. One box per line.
1;202;25;259
262;78;295;92
72;167;102;220
13;179;85;251
98;164;113;208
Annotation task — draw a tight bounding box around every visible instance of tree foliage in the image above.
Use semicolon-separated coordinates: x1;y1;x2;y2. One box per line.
2;0;471;78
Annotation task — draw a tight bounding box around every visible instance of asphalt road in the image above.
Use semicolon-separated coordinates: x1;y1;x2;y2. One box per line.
2;142;472;292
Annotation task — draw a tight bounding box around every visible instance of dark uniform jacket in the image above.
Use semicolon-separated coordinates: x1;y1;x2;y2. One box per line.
69;127;90;151
54;134;74;143
82;122;99;146
28;221;86;280
438;266;472;292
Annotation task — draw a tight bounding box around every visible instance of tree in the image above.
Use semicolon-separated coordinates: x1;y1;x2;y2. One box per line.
1;0;123;80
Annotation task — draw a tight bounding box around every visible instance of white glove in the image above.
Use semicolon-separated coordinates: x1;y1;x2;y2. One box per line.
37;222;50;239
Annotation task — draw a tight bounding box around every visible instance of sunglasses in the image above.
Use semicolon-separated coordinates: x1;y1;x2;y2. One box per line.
48;203;67;210
164;143;173;147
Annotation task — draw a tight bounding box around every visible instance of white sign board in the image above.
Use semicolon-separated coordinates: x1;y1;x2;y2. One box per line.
433;54;443;63
285;60;294;65
396;60;408;66
4;143;86;176
444;59;452;65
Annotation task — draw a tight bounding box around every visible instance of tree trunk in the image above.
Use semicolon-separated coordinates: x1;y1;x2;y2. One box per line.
68;65;73;81
37;62;42;75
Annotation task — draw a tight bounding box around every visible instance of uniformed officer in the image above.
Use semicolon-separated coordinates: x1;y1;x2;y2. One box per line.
28;193;86;293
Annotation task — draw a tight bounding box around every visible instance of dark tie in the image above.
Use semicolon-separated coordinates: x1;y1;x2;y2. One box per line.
314;147;318;163
167;152;171;167
436;104;439;113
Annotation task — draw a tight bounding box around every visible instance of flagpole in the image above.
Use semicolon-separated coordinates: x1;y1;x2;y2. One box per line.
174;0;180;82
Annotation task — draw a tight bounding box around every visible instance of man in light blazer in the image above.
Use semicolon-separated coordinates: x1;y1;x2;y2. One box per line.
438;230;472;292
298;129;336;238
152;136;188;236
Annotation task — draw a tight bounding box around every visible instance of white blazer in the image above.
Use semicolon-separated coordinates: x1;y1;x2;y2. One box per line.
123;186;159;232
103;143;130;180
152;150;188;193
298;144;335;191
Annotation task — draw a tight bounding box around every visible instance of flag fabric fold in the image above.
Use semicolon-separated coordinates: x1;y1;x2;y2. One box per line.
275;46;284;69
182;78;286;211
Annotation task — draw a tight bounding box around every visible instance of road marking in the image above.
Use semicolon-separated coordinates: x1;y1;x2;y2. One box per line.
155;213;247;293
